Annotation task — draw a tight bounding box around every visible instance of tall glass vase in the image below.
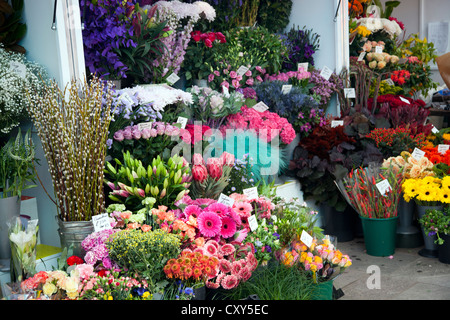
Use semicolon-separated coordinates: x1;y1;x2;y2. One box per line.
417;205;443;258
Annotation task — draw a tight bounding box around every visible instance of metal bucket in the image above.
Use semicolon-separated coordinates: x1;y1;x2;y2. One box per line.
57;218;94;259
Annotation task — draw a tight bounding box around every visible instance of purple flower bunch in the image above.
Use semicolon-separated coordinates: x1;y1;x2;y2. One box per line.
81;228;120;270
81;0;138;79
309;69;343;107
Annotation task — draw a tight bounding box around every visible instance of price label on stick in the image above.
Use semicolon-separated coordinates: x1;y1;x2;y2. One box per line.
176;117;188;129
248;215;258;231
331;120;344;128
237;65;249;76
344;88;356;98
431;125;439;134
166;73;180;85
92;213;112;232
399;96;410;104
357;52;366;62
438;144;450;155
411;147;425;161
320;66;333;81
375;46;383;53
252;101;269;112
218;193;234;207
300;230;313;248
376;179;392;197
243;187;258;200
298;62;309;71
138;122;153;131
281;84;292;95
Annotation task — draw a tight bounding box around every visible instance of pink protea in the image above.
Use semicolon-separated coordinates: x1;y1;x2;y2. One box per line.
220;151;235;166
221;274;239;290
220;216;237;239
192;164;208;182
192;153;205;166
206;157;223;180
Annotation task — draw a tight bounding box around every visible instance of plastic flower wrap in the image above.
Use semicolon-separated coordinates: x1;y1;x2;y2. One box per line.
8;217;39;283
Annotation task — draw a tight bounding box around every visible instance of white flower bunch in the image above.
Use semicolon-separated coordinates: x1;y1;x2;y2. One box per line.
0;45;48;135
356;17;403;39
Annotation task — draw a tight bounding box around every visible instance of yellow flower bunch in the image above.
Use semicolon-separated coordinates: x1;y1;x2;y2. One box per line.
403;176;450;205
351;25;372;37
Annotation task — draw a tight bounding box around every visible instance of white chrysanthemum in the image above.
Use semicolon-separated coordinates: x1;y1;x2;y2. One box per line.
381;18;403;37
194;1;216;22
357;17;383;32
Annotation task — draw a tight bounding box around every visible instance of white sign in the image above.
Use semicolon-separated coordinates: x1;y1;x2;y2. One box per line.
281;84;292;95
237;65;249;76
399;96;410;104
357;51;366;62
248;215;258;232
166;73;180;85
375;46;383;53
10;61;26;78
344;88;356;98
438;144;450;155
218;193;235;207
431;125;439;134
298;62;308;72
300;230;313;248
376;179;392;197
331;120;344;128
243;187;258;200
320;66;333;81
92;213;112;232
176;117;188;129
411;147;425;161
222;85;230;97
252;101;269;112
138;122;153;131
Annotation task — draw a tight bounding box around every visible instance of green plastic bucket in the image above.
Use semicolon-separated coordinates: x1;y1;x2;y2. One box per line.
360;216;398;257
311;280;333;300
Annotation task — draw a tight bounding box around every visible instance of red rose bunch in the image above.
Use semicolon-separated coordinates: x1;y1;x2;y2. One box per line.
191;30;226;47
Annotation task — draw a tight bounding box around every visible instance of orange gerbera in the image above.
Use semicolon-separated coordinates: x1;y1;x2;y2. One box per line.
348;0;363;15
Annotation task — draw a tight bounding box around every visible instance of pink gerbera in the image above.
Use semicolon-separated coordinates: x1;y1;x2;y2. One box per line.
221;274;239;290
184;205;202;219
193;198;216;208
228;208;242;226
197;211;222;238
218;259;232;273
233;202;253;218
220;216;237;238
231;260;242;276
206;203;229;217
220;243;236;256
204;241;219;256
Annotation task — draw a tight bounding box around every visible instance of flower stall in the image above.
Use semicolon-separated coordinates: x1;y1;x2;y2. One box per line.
1;0;449;303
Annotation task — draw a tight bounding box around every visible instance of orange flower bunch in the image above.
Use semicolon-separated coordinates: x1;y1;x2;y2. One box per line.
423;145;450;166
151;205;197;243
163;250;219;286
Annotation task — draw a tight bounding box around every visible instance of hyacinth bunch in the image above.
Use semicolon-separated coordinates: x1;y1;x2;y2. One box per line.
145;0;216;82
190;152;234;200
27;76;113;222
105;151;192;212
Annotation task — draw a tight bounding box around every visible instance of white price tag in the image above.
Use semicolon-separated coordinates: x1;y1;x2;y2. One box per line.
376;179;392;197
222;85;230;97
300;230;313;248
411;147;425;161
344;88;356;98
166;73;180;85
218;193;235;207
438;144;450;155
138;122;153;131
331;120;344;128
237;65;249;76
92;213;112;232
357;51;366;62
431;125;439;134
176;117;188;129
10;61;26;78
248;215;258;232
243;187;258;200
320;66;333;81
375;46;383;53
298;62;308;71
383;78;395;86
281;84;292;95
399;96;410;104
252;101;269;112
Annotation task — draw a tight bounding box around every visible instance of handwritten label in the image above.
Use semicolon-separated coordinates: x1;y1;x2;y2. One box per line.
298;62;309;71
331;120;344;128
92;213;112;232
243;187;258;200
119;93;134;105
399;96;410;104
411;147;425;161
320;66;333;81
176;117;188;129
281;84;292;95
138;122;153;131
166;73;180;85
300;230;313;248
10;61;26;78
218;193;235;207
344;88;356;98
375;46;383;53
438;144;450;155
248;215;258;232
237;65;249;76
252;101;269;112
357;52;366;62
431;125;439;134
376;179;392;197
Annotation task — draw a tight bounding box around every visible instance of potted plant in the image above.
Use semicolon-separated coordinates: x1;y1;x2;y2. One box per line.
26;76;114;258
0;128;37;260
338;163;404;256
419;207;450;264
